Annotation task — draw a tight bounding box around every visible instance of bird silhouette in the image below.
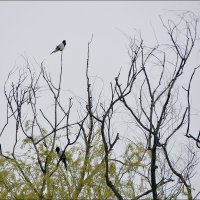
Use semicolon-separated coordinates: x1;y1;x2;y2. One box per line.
50;40;66;55
55;146;67;169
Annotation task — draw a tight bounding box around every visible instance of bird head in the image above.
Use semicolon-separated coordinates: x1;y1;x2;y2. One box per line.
55;147;60;153
63;40;66;46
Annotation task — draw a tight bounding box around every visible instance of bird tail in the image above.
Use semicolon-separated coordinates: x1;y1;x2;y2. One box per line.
50;50;57;55
63;159;67;171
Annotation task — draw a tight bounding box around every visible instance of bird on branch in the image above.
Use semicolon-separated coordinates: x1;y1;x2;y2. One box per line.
50;40;66;55
55;146;67;170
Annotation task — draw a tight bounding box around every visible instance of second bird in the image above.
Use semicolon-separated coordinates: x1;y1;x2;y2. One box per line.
55;146;67;169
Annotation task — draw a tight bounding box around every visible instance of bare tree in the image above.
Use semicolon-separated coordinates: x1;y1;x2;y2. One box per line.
0;11;199;200
113;11;200;199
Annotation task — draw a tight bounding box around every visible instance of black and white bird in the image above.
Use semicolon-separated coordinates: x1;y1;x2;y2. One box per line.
50;40;66;55
55;147;67;169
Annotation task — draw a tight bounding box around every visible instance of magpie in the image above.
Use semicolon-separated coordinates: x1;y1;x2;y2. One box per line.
55;147;67;169
50;40;66;55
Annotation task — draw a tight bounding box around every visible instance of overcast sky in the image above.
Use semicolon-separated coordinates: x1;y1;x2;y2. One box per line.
0;1;199;83
0;1;199;110
0;1;200;193
1;2;199;132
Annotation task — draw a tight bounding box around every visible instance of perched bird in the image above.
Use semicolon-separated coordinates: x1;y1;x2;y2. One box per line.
50;40;66;55
55;147;67;169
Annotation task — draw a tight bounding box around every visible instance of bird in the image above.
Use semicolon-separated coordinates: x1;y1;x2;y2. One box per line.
55;147;67;169
50;40;66;55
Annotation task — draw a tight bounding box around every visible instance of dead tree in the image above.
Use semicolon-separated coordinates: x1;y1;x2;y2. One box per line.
0;53;84;198
114;11;199;199
0;11;199;200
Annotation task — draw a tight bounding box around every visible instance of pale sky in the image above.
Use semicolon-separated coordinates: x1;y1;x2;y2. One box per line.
0;1;199;112
0;1;200;194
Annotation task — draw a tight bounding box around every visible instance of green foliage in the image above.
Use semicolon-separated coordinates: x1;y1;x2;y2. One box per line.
0;124;149;199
